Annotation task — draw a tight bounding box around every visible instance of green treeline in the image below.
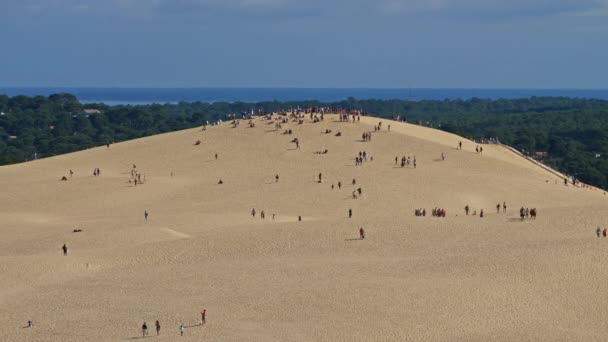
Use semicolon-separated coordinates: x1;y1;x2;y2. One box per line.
1;94;607;189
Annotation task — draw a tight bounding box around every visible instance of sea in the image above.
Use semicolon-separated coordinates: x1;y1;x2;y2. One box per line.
1;87;608;105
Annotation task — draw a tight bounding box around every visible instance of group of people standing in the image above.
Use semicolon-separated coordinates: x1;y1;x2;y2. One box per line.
519;207;537;220
141;309;205;338
396;155;416;168
355;151;372;165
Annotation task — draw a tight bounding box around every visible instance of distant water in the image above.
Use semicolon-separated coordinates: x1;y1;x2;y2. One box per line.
2;87;608;105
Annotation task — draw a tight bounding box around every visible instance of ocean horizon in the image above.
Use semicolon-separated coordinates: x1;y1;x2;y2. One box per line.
2;87;608;105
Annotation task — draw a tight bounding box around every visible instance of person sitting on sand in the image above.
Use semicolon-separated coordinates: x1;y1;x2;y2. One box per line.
218;179;223;184
61;176;68;181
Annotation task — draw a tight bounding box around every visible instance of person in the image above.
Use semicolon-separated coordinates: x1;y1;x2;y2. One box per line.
348;209;352;218
496;203;500;214
27;320;33;328
459;141;462;150
62;244;68;256
275;174;279;183
142;322;148;337
251;208;256;217
597;227;601;238
480;209;484;218
218;179;223;184
215;153;218;160
318;173;322;183
503;202;507;213
464;205;470;216
359;227;365;240
352;178;356;186
69;169;74;178
261;211;265;219
155;320;161;336
144;211;148;221
604;228;607;238
338;182;341;189
201;309;206;325
298;216;302;222
180;324;185;336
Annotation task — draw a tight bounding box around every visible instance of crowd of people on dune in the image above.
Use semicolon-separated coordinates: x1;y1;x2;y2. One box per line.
355;151;373;165
414;208;446;217
396;155;416;168
519;207;537;220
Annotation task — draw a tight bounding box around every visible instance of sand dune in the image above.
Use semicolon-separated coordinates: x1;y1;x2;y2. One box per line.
1;114;607;341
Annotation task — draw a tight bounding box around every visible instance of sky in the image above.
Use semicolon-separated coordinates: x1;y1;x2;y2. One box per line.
0;0;607;88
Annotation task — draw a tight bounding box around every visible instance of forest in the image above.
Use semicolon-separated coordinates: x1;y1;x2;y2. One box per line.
1;93;607;188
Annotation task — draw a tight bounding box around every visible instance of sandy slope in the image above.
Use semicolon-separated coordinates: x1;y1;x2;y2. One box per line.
1;114;607;342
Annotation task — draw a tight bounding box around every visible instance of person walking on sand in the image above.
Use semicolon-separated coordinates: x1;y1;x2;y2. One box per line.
251;208;256;217
503;202;507;213
480;209;484;218
496;203;500;214
338;181;342;189
348;209;352;218
359;227;365;240
465;205;470;216
180;324;185;336
155;320;160;336
215;153;218;160
318;173;323;183
275;174;279;183
142;322;148;337
597;227;601;238
201;309;206;325
62;244;68;256
144;211;148;221
603;228;607;238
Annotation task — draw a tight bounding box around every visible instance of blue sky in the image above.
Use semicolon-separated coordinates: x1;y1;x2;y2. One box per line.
0;0;607;88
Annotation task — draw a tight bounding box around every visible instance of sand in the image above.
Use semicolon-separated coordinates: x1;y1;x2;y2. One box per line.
1;114;607;341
